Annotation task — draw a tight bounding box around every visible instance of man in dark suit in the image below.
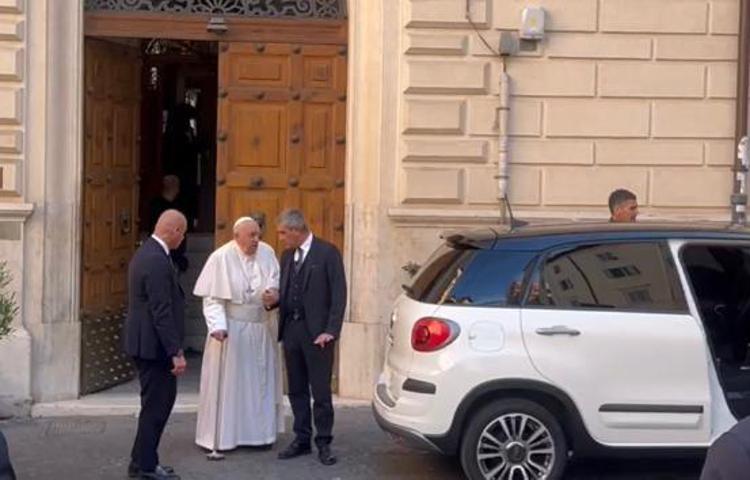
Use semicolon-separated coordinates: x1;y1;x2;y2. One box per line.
125;210;187;480
263;209;347;466
701;416;750;480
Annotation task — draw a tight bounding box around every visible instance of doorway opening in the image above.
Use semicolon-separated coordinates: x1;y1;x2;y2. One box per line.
682;244;750;418
80;17;349;397
137;39;219;354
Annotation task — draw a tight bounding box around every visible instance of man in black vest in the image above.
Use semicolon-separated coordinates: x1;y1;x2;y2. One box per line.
263;209;347;466
124;210;187;480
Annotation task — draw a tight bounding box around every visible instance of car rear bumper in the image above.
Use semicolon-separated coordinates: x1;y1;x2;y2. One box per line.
371;401;444;454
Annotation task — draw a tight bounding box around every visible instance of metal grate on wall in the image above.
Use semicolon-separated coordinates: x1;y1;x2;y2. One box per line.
84;0;346;19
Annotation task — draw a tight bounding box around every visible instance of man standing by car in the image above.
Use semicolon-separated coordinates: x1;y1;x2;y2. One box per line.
263;209;347;466
125;210;187;480
608;188;639;223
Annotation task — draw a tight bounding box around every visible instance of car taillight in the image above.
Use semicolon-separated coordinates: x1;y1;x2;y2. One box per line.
411;317;460;352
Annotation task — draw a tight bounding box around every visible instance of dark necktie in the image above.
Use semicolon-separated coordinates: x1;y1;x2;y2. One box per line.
293;247;303;273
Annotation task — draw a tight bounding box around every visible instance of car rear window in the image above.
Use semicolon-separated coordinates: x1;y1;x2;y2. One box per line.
407;246;537;307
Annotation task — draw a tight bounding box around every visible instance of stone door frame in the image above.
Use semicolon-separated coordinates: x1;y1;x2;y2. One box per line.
24;1;384;402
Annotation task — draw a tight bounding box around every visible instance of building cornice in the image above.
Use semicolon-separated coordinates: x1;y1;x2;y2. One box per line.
0;202;34;222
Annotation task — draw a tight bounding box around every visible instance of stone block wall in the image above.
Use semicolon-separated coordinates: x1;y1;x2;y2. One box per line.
0;0;28;416
0;0;23;197
399;0;741;219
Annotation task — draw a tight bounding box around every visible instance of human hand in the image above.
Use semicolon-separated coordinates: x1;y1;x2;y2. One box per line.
262;288;279;308
171;354;187;376
313;333;335;349
210;329;228;342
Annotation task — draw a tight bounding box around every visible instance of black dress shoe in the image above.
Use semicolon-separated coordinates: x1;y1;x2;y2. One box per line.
128;463;175;478
277;441;312;460
139;466;180;480
318;445;337;466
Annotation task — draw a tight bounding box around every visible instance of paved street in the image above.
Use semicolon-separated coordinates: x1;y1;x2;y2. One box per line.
3;406;704;479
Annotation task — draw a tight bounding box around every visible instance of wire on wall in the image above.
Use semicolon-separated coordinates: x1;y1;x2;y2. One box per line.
465;0;506;71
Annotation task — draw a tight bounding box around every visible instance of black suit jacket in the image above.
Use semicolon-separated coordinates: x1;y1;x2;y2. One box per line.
701;416;750;480
278;236;347;341
124;237;185;360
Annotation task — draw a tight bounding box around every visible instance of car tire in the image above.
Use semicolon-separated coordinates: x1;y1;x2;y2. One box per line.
459;398;568;480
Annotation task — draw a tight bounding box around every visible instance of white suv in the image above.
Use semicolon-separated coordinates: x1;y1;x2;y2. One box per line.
373;222;750;480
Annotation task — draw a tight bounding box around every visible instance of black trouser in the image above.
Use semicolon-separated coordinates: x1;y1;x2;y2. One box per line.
130;357;177;472
283;319;335;448
0;430;15;480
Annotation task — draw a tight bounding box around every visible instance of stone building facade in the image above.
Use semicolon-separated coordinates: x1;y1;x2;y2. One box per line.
0;0;747;413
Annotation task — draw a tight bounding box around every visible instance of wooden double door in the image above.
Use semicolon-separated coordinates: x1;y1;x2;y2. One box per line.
81;37;347;394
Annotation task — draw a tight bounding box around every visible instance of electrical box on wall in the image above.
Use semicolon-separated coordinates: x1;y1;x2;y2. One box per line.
520;6;545;40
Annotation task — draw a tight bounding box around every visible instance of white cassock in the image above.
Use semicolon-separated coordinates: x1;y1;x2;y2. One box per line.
193;240;284;450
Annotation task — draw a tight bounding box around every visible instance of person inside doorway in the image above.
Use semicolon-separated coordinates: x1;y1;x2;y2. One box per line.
148;175;189;272
608;188;639;223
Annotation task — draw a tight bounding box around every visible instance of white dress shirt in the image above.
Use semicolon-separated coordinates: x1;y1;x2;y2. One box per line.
294;233;314;264
151;234;169;256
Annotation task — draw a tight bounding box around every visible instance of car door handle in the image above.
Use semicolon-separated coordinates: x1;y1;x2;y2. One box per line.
535;325;581;336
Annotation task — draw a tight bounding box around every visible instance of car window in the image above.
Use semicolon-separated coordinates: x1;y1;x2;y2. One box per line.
407;247;537;307
527;242;687;312
408;245;467;303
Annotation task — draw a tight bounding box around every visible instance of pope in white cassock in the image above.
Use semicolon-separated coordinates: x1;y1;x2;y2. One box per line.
193;217;284;451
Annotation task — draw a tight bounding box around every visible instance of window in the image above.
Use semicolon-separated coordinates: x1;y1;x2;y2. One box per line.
407;247;537;307
528;242;687;312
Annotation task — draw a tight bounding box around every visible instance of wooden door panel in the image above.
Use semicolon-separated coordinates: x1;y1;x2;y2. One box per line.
229;101;288;169
112;60;139;99
81;38;141;394
112;102;136;167
302;102;333;170
91;102;112;169
88;186;112;257
110;265;128;297
224;44;293;89
82;269;108;312
300;190;331;240
303;56;335;90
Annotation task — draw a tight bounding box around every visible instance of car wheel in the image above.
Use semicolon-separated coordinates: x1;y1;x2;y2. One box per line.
459;398;568;480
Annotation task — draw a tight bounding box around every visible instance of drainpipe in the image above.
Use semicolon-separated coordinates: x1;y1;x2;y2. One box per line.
497;66;510;211
731;0;750;226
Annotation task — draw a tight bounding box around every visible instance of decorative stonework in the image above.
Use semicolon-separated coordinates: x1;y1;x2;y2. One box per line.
84;0;345;19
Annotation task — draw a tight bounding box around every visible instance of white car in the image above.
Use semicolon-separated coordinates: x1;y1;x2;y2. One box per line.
373;223;750;480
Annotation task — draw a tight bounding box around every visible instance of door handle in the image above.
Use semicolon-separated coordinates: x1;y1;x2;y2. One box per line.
535;325;581;337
